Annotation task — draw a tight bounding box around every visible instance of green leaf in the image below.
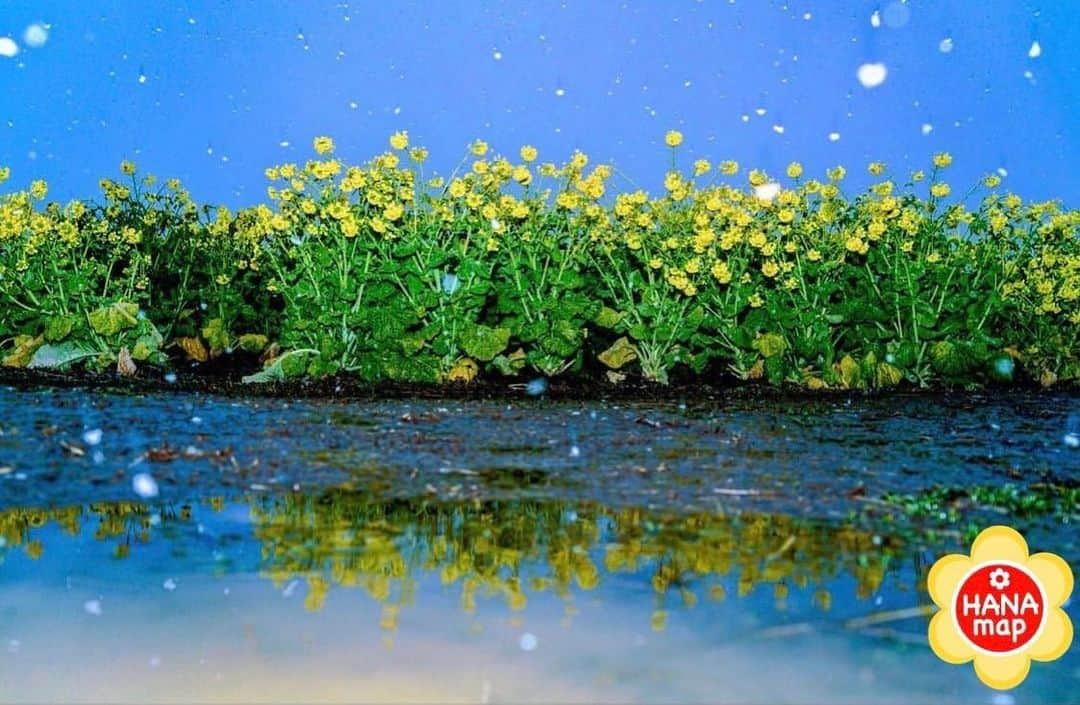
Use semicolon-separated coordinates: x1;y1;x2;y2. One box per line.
837;354;862;389
540;319;583;358
594;307;623;329
201;318;230;357
236;334;269;353
400;335;426;356
458;324;510;362
930;340;968;376
242;349;319;383
44;315;76;343
598;336;638;370
491;348;527;376
88;302;139;337
874;362;904;388
752;332;787;359
28;342;100;369
3;335;44;368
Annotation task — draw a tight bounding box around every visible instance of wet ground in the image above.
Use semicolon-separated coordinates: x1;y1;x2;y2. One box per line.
0;384;1078;703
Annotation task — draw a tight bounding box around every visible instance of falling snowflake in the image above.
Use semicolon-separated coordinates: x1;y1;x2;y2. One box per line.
23;23;49;48
856;63;888;88
0;37;18;58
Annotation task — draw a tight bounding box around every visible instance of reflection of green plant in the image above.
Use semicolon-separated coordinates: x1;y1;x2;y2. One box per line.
2;493;911;632
0;500;192;562
247;491;912;631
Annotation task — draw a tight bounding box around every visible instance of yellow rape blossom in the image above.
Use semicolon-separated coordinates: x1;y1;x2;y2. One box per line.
933;152;952;168
470;139;489;157
931;183;951;198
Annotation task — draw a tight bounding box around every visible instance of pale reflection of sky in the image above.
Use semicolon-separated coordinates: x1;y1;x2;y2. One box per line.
4;516;1059;705
0;2;1076;206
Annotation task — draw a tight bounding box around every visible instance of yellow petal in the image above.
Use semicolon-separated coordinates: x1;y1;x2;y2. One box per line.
973;652;1030;690
1028;608;1073;662
970;525;1029;565
927;554;972;608
1027;552;1074;607
928;611;973;664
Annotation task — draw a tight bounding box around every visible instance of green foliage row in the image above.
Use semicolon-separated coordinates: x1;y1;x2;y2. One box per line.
0;135;1077;388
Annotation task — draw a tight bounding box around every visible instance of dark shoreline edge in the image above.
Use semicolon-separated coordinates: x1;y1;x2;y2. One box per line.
2;366;1076;402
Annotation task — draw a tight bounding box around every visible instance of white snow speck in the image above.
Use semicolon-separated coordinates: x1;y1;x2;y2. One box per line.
870;10;881;28
492;49;502;61
569;445;581;458
554;87;566;97
84;600;103;616
857;63;888;88
1028;41;1041;58
753;182;781;202
921;123;933;136
1065;433;1079;449
828;131;841;142
996;167;1008;177
0;38;18;58
132;472;159;499
519;633;538;651
163;578;177;591
772;124;785;134
23;23;48;48
82;429;103;446
939;37;953;53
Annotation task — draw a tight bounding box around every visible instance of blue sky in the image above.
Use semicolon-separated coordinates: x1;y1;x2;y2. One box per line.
1;0;1077;206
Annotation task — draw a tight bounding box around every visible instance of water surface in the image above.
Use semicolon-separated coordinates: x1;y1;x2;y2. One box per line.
1;387;1077;703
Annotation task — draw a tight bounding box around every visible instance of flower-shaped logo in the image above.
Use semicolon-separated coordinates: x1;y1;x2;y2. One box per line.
928;526;1073;689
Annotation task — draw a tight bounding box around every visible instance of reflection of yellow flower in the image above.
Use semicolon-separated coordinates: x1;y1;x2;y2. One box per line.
389;131;409;150
928;526;1073;690
664;130;683;148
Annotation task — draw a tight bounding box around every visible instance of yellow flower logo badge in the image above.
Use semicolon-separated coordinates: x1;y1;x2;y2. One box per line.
927;526;1073;689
